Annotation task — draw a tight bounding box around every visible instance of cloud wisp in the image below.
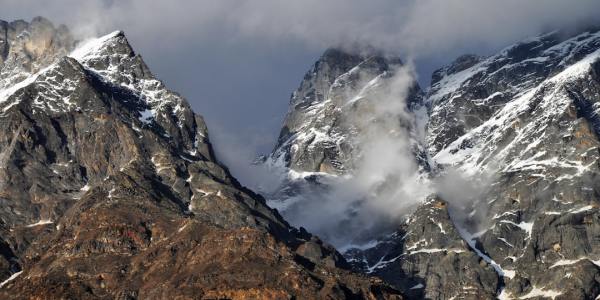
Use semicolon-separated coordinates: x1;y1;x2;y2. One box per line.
257;64;433;247
5;0;598;56
259;63;499;248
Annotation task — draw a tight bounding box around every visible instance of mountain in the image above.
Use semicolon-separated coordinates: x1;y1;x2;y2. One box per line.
0;17;403;299
269;47;423;175
267;27;600;299
3;15;600;300
264;48;430;246
424;27;600;299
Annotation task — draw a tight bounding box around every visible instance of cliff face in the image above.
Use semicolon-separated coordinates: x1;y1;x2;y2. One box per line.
269;27;600;299
263;47;430;246
270;48;423;175
0;18;402;299
424;27;600;299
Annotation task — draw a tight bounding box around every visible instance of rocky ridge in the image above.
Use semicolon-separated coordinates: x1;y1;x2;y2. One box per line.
267;27;600;299
427;27;600;299
0;17;402;299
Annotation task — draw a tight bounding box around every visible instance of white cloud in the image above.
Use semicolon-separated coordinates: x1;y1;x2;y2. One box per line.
4;0;598;57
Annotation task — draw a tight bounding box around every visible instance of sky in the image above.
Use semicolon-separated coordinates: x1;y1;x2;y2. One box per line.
2;0;599;181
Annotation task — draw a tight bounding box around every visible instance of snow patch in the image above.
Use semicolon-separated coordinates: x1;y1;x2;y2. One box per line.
139;108;155;124
519;287;562;299
25;219;53;227
436;222;446;234
69;31;123;60
178;223;189;233
550;257;600;269
366;254;403;273
569;205;594;214
0;271;23;288
499;220;533;239
410;283;424;290
409;248;465;255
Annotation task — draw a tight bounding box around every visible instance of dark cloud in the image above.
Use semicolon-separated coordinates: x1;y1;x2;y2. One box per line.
2;0;598;181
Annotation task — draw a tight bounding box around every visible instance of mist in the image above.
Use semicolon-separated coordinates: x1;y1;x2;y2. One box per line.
259;64;435;248
260;64;502;248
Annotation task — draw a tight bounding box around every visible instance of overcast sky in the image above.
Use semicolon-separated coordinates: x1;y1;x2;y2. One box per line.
2;0;599;177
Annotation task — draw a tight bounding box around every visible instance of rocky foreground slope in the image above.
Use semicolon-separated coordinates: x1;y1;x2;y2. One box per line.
267;27;600;299
0;17;403;299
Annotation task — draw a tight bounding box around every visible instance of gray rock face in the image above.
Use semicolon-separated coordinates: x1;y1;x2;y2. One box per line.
0;18;403;299
346;196;499;299
270;47;422;174
428;27;600;299
269;26;600;299
264;47;429;248
426;27;600;156
0;17;74;93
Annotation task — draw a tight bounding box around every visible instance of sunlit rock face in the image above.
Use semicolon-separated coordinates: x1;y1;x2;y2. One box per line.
0;18;403;299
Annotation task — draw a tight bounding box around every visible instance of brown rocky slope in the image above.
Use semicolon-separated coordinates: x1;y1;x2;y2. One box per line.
0;17;402;299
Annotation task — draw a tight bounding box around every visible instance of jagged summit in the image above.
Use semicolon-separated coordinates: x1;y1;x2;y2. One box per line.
426;27;600;156
316;47;404;78
270;46;421;175
280;46;406;128
262;43;429;251
0;18;402;299
0;26;207;161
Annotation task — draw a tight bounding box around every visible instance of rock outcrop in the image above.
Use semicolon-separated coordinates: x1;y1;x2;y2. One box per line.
264;47;429;246
346;196;499;299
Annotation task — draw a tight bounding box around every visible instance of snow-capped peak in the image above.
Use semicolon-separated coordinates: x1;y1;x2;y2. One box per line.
68;30;124;61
